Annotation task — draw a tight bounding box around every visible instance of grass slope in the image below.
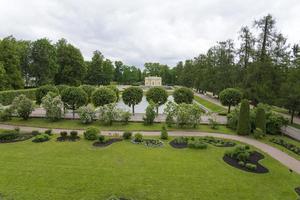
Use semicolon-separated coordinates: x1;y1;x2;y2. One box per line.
194;95;226;113
1;118;235;134
0;137;299;200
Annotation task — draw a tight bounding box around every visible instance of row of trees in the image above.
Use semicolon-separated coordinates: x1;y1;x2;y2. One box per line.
174;14;300;119
0;38;143;89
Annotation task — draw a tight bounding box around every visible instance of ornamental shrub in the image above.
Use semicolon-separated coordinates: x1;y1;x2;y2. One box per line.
84;127;99;140
98;103;121;125
122;131;132;140
255;107;266;134
245;163;257;171
237;99;250;135
188;140;207;149
120;111;131;124
106;85;120;101
32;133;50;143
11;95;34;120
0;105;13;121
79;85;96;103
133;133;143;143
60;131;68;138
163;101;177;127
253;128;264;139
41;92;63;121
160;125;168;140
0;88;36;106
44;129;52;136
77;104;96;124
36;85;59;105
98;135;105;143
92;87;116;107
31;130;40;136
173;87;194;104
143;102;156;125
70;131;78;138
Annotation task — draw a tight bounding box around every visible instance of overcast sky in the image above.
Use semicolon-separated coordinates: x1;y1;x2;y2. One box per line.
0;0;299;67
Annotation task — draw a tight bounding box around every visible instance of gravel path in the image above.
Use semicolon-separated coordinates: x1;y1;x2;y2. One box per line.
1;124;299;174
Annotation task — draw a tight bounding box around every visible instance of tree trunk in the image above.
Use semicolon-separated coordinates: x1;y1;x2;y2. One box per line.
228;105;231;113
291;109;295;124
132;105;135;116
156;106;159;116
72;106;75;120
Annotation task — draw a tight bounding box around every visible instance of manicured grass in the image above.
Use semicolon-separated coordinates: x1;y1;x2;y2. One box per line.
271;106;289;115
0;136;299;200
194;95;226;113
1;118;235;134
258;135;300;161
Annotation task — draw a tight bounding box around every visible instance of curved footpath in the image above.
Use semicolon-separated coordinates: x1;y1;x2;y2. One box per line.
0;124;300;174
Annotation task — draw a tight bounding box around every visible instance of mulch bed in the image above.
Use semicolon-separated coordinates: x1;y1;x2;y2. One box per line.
169;140;187;149
208;142;235;147
93;138;123;147
223;151;269;174
295;187;300;196
57;136;80;142
0;134;33;144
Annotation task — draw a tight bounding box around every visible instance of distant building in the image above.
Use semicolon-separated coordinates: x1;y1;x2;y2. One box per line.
145;76;162;86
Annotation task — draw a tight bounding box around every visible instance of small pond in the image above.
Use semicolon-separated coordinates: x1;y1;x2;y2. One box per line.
116;96;174;114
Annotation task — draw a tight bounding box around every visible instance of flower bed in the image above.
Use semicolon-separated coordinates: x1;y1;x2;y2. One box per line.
143;139;163;147
270;138;300;155
169;136;189;148
223;145;268;173
0;129;33;143
201;136;236;147
93;138;123;147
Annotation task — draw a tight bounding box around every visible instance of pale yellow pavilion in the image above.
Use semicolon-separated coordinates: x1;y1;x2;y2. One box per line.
144;76;162;86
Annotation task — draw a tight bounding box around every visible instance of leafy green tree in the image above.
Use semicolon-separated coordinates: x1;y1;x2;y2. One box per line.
12;94;34;120
30;38;57;86
255;107;266;134
92;87;116;107
280;67;300;124
41;92;63;121
61;87;88;118
0;36;24;89
0;63;7;90
106;85;120;101
122;87;143;114
146;87;168;114
55;39;86;86
173;87;194;104
143;101;156;125
35;85;59;104
114;61;123;83
79;85;96;103
237;99;250;135
219;88;242;113
163;101;177;127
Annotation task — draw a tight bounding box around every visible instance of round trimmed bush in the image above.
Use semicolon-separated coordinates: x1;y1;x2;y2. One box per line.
70;131;78;138
60;131;68;138
122;87;143;114
36;85;59;104
31;130;40;136
98;135;105;143
45;129;52;136
146;87;168;114
133;133;143;143
122;131;132;140
219;88;242;113
92;87;117;107
160;126;168;140
84;127;99;140
173;87;194;104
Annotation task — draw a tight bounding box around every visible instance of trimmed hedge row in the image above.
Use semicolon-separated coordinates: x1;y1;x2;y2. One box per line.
0;89;36;105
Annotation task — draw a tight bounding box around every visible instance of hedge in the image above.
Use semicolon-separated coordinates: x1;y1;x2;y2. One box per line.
0;89;36;106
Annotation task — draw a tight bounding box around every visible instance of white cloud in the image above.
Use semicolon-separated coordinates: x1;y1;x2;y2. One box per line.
0;0;299;67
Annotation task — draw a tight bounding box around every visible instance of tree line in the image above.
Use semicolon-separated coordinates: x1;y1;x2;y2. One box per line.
0;14;299;117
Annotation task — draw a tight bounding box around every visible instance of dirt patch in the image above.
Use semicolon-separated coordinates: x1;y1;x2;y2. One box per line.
93;138;123;147
223;151;269;174
57;136;80;142
169;140;187;149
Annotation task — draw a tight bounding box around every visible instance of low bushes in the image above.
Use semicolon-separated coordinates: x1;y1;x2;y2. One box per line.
0;88;36;106
270;138;300;155
225;145;252;162
83;127;99;140
143;139;163;147
160;126;168;140
58;131;79;141
32;133;50;143
201;136;236;147
133;133;143;143
122;131;132;140
188;139;207;149
0;130;20;141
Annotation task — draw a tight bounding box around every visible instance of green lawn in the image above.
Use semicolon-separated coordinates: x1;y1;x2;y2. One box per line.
290;123;300;129
194;95;226;113
0;136;299;200
1;117;235;134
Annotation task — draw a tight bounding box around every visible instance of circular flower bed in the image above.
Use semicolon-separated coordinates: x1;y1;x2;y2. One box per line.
0;129;33;143
169;137;188;148
93;138;123;147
